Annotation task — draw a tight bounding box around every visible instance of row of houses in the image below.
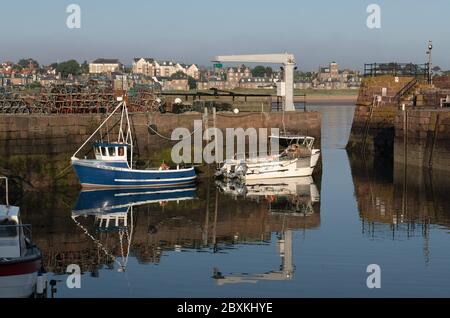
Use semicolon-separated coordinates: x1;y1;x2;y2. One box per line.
132;58;200;80
88;58;200;79
1;58;362;91
197;76;278;90
314;61;362;89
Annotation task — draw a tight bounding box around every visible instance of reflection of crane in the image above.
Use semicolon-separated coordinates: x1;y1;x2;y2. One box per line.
213;53;296;111
213;230;294;284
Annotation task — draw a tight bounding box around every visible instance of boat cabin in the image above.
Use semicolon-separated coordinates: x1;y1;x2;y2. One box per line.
270;135;315;150
0;205;26;259
95;213;128;233
94;142;129;162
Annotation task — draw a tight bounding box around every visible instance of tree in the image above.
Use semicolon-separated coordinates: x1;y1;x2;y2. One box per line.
56;60;81;78
17;58;39;69
252;65;267;77
265;67;273;77
188;76;197;90
170;71;188;79
80;60;89;74
12;64;23;71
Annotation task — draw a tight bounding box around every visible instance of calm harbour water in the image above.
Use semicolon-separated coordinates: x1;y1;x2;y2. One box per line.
16;104;450;297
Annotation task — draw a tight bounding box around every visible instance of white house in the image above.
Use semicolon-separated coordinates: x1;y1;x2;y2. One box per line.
89;58;121;74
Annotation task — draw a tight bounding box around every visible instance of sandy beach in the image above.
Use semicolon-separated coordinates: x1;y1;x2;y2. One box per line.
298;95;357;104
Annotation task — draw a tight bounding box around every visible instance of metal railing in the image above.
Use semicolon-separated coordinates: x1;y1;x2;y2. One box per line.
395;78;418;104
364;63;430;79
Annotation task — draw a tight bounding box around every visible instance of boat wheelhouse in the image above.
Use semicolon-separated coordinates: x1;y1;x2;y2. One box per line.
216;134;320;180
71;98;197;189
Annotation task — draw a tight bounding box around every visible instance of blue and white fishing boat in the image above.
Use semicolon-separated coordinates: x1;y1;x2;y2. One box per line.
71;97;197;189
73;185;197;216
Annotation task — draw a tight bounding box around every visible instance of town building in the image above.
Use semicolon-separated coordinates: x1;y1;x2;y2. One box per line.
155;77;189;91
89;58;122;74
39;75;60;86
315;61;361;89
239;77;277;89
226;65;251;86
132;58;200;80
132;58;155;76
197;76;228;90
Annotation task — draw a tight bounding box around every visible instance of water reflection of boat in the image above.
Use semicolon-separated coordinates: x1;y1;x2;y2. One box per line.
216;177;320;216
71;185;197;272
0;177;45;298
212;177;319;284
73;185;197;216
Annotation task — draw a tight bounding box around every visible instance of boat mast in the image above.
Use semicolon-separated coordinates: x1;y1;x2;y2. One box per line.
72;100;124;159
123;99;133;169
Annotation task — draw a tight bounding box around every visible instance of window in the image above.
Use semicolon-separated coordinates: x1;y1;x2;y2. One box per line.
101;147;107;156
118;147;125;157
109;147;116;156
95;147;101;155
0;219;18;237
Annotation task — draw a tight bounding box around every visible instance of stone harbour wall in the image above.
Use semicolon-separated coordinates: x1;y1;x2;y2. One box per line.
394;109;450;172
0;111;321;189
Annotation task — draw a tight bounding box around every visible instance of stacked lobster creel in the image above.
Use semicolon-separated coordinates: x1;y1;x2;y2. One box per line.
0;88;31;114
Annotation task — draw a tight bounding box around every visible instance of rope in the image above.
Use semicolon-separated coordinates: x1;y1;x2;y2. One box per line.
148;123;202;141
71;216;121;267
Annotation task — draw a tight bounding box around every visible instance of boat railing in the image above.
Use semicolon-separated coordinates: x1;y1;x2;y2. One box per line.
136;161;195;171
0;224;34;256
0;223;33;238
229;151;279;161
0;176;9;206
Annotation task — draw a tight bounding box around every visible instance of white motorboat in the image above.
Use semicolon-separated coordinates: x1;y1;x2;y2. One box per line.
0;177;45;298
216;135;320;180
216;176;320;216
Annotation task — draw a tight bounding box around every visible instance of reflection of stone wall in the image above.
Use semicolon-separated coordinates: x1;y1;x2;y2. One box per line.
392;162;450;228
19;186;320;273
350;155;450;240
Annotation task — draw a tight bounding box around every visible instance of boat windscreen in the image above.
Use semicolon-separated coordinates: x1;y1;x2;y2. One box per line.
0;219;18;237
274;137;306;148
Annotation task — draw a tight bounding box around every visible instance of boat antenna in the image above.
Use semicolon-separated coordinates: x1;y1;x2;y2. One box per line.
121;96;134;169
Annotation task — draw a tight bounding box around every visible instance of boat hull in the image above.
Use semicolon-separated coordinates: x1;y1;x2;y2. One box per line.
0;249;42;298
72;160;197;189
73;186;197;215
219;151;320;180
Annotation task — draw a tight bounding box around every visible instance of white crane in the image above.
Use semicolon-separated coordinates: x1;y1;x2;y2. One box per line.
213;53;296;111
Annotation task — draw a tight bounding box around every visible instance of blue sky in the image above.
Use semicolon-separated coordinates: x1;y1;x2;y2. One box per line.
1;0;449;70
